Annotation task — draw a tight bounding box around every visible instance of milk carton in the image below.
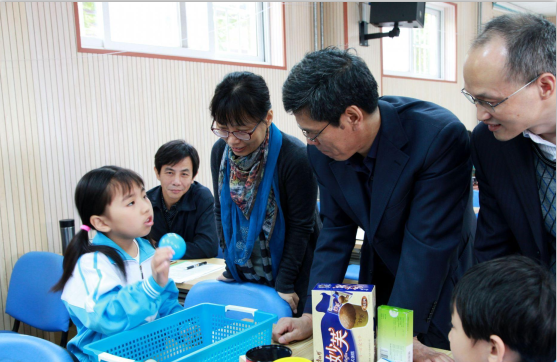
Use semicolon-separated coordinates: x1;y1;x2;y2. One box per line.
312;284;376;362
377;305;413;362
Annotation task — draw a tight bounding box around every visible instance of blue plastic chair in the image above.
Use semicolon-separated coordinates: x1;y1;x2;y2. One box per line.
472;189;480;219
184;280;292;319
0;333;74;361
216;246;224;259
473;190;480;208
5;252;71;347
345;264;360;281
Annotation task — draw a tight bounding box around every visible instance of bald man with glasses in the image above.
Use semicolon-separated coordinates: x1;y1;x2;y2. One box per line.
462;14;556;273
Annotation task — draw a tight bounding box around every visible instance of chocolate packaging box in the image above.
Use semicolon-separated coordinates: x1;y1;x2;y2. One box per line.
312;284;377;362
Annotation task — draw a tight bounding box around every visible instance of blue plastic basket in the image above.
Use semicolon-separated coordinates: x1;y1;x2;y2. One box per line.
83;303;277;362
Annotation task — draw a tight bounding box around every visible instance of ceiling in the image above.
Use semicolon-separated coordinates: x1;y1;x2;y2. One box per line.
497;2;556;16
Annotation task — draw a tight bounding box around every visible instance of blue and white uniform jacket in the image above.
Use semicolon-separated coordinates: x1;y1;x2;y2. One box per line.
61;232;183;361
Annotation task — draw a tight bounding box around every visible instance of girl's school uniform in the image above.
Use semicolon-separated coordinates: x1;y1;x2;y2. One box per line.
61;232;183;361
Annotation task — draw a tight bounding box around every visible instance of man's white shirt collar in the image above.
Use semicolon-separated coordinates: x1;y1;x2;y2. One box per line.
523;130;556;162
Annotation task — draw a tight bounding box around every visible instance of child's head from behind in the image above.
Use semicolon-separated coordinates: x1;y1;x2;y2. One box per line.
449;256;555;362
77;166;154;242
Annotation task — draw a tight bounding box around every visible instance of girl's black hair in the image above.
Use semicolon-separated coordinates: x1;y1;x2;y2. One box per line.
209;71;272;127
52;166;146;292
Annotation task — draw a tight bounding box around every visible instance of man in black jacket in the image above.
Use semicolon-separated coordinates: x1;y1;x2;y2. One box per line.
463;14;555;273
147;140;218;259
273;48;475;361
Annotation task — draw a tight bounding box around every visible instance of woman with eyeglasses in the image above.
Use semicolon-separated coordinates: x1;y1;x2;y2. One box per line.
209;71;321;317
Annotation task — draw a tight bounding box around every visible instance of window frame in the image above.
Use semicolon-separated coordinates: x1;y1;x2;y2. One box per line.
380;2;457;83
73;2;287;70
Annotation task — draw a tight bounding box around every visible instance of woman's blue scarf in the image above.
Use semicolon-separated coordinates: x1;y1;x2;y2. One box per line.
220;123;285;283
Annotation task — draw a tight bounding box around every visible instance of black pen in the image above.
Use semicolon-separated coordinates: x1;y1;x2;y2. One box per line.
186;261;208;270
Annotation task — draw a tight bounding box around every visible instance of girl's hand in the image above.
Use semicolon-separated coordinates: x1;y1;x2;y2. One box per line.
217;273;234;282
278;292;300;315
152;247;174;287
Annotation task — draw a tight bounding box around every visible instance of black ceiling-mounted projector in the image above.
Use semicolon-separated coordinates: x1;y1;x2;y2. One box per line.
359;2;425;46
369;2;425;28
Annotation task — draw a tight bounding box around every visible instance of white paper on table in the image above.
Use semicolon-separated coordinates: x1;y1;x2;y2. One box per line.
169;262;225;283
356;227;365;240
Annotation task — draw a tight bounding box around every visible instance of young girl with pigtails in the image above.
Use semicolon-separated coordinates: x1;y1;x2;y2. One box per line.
52;166;183;362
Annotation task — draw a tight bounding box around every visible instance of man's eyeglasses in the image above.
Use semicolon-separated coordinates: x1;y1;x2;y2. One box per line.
302;121;331;142
461;75;540;111
211;121;262;141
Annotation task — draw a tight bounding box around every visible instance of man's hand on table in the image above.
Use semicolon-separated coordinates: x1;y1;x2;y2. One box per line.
413;337;454;362
272;313;313;344
277;292;299;315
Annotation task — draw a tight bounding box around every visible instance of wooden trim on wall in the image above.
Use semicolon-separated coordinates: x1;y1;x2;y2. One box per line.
444;2;459;83
380;2;458;85
72;2;288;70
380;35;384;96
282;2;287;67
382;75;458;84
343;2;348;49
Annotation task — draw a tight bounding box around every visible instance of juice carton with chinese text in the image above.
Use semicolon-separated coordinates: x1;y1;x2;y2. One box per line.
377;305;413;362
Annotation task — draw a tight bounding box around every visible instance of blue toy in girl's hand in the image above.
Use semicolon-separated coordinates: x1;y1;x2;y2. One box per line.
159;233;186;260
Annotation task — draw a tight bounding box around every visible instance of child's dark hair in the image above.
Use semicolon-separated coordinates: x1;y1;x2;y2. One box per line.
154;140;200;177
451;256;555;362
52;166;146;292
209;71;271;127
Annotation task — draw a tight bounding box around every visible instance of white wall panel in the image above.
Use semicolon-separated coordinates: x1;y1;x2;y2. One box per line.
0;2;314;339
0;2;484;341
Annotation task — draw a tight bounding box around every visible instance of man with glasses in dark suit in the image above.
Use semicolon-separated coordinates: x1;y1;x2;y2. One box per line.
273;47;475;362
462;14;556;273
